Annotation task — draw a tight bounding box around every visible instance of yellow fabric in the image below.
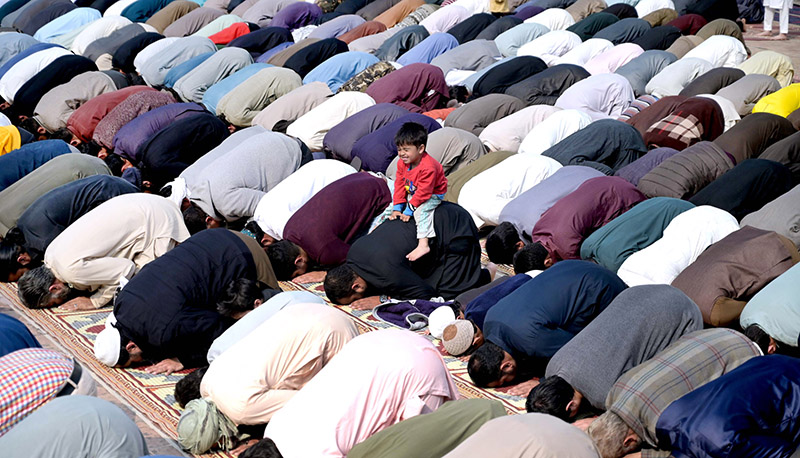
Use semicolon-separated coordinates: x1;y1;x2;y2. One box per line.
0;126;20;156
752;83;800;117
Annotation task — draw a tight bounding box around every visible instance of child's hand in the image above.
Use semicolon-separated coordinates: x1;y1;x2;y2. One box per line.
400;214;411;222
388;210;403;220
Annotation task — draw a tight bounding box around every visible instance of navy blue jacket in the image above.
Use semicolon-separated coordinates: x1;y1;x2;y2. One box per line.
657;355;800;458
0;312;40;357
484;260;626;361
113;229;256;368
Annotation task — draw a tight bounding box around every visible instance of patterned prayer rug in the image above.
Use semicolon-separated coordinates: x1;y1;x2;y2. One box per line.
0;257;524;458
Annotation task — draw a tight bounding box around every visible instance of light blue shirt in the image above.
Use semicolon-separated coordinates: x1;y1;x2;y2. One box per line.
206;291;325;363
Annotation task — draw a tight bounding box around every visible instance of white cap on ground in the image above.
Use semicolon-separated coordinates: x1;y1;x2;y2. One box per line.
428;306;457;339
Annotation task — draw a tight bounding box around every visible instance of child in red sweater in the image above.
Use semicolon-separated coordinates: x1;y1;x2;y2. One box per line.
390;122;448;261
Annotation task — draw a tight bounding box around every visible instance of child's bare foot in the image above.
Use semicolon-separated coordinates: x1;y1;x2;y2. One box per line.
407;244;430;261
768;33;789;40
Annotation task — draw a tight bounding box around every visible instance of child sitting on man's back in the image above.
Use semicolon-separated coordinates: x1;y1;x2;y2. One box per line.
389;122;448;261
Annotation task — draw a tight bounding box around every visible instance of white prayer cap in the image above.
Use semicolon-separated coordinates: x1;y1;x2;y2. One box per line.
442;320;475;356
428;306;457;339
94;326;122;367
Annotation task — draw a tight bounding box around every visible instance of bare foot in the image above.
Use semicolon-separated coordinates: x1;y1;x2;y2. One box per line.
768;33;789;40
755;30;773;37
486;262;498;281
406;244;430;261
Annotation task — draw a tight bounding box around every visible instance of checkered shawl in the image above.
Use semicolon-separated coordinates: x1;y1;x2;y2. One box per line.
644;97;724;151
646;112;703;148
0;348;72;436
606;328;761;447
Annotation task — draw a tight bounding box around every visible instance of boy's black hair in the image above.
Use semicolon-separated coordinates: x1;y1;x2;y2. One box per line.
394;122;428;148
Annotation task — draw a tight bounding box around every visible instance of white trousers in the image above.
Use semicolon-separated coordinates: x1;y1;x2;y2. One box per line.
764;1;790;34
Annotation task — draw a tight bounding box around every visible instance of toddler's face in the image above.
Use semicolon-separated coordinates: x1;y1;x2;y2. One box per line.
398;144;423;165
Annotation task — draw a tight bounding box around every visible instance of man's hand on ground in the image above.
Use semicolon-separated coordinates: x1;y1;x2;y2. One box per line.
505;379;539;396
350;295;383;310
232;439;260;456
573;417;597;432
293;270;327;283
144;358;184;375
58;297;95;312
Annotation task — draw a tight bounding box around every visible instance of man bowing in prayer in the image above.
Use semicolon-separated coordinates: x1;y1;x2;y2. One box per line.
93;228;279;374
323;202;491;310
17;193;189;311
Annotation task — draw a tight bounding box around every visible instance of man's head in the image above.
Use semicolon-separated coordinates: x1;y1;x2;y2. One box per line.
323;264;367;305
103;153;134;177
17;266;72;308
216;278;264;319
467;341;517;388
17;116;49;141
526;375;582;420
442;319;484;356
395;122;428;166
486;222;525;264
49;127;88;149
94;326;144;368
174;366;209;408
587;411;642;458
743;323;779;355
449;85;469;104
242;221;277;247
512;242;554;274
266;241;309;280
0;238;32;282
239;438;284;458
183;204;225;235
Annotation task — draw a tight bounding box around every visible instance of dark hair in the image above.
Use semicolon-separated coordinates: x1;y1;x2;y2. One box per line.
512;242;549;274
323;264;359;305
17;117;42;137
183;204;209;235
238;438;284;458
49;128;74;142
104;153;126;176
266;240;301;281
243;220;266;244
117;339;131;367
174;366;208;408
485;222;522;264
467;341;506;387
394;122;428;148
217;278;262;317
743;324;774;355
17;266;57;309
526;375;575;419
449;85;469;103
0;240;25;282
78;141;102;157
